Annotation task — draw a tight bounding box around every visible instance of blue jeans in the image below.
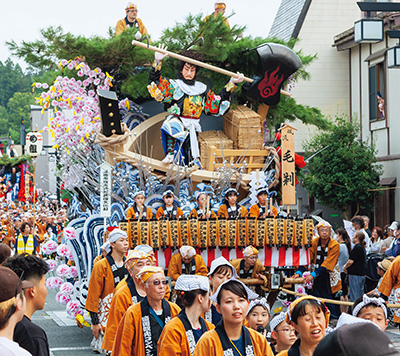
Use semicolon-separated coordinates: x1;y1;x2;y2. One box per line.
349;275;365;302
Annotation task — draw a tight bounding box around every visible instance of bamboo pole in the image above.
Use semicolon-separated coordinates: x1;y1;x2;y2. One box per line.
280;287;400;308
132;40;291;97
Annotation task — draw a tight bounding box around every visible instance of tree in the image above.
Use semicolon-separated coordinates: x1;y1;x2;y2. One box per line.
7;92;35;142
7;15;332;131
0;59;32;107
303;118;383;220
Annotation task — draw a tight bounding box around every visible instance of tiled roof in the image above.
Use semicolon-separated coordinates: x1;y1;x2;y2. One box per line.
268;0;311;41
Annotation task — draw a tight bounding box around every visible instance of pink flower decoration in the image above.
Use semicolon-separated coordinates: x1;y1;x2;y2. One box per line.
67;62;74;70
42;83;49;89
57;244;70;257
66;301;80;316
93;78;100;86
46;276;63;289
69;266;78;278
44;240;58;254
56;264;70;278
56;291;71;305
77;71;84;77
60;282;74;296
63;227;76;241
46;259;58;272
99;72;105;79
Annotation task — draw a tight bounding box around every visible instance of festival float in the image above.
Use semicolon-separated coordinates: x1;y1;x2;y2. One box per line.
32;32;313;317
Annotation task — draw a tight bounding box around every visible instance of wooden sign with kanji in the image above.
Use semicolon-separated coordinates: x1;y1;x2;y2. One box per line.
280;124;297;205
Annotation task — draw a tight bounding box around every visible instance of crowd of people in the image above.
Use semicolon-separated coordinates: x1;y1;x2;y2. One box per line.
0;186;400;355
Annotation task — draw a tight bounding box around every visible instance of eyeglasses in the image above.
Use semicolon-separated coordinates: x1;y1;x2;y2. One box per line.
147;279;168;286
127;9;138;13
275;327;296;334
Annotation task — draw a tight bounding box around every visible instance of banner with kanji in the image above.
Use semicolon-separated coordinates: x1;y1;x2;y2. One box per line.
280;124;297;205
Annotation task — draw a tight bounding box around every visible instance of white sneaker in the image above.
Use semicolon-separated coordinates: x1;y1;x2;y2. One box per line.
162;154;174;164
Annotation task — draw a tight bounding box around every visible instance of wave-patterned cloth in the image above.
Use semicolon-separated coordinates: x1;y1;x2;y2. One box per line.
161;115;188;141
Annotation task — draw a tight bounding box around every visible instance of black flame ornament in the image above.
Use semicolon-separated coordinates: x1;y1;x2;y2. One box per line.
243;43;302;106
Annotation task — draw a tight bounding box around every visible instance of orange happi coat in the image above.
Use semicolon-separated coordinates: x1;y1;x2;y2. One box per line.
193;327;273;356
230;258;265;279
112;300;181;355
85;258;116;330
217;204;248;219
157;315;214;356
167;253;208;281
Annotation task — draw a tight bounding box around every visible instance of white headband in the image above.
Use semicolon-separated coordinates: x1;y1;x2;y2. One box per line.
269;312;287;332
210;278;258;303
247;297;270;316
108;228;127;243
352;294;387;319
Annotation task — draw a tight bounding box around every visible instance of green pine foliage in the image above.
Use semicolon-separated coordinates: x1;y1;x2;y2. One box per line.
0;154;31;166
7;13;331;131
303;118;383;219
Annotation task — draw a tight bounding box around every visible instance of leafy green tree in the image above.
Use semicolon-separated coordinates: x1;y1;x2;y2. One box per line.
0;59;32;107
7;92;35;138
303;118;383;220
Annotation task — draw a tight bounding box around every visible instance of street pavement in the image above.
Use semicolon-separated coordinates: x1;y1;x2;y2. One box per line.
35;288;93;356
35;288;400;356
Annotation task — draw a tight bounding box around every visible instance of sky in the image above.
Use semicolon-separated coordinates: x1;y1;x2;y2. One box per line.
0;0;282;70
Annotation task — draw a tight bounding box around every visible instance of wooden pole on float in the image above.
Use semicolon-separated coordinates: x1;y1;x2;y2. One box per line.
131;40;291;97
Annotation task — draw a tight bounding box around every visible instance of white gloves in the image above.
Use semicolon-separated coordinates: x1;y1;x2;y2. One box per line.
230;72;244;84
155;44;168;64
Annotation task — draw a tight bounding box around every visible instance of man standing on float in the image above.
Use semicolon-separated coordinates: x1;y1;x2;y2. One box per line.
147;45;244;167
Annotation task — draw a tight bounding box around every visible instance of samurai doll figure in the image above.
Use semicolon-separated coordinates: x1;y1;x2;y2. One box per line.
147;44;244;167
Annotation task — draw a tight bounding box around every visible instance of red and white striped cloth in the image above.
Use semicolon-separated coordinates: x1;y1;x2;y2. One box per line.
154;246;310;269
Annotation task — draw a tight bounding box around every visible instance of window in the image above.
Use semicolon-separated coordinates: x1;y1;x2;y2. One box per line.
369;62;386;120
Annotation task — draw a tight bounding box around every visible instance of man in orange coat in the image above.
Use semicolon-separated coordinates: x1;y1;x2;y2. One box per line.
112;266;181;355
85;229;129;353
167;246;208;281
102;250;152;352
115;2;149;37
230;246;265;279
248;187;278;218
378;255;400;324
293;220;341;318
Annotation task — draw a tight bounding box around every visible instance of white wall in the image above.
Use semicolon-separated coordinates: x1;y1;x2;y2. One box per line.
289;0;361;151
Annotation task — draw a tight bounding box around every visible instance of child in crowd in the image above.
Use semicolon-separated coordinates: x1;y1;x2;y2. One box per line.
246;297;270;336
352;294;389;331
269;312;297;355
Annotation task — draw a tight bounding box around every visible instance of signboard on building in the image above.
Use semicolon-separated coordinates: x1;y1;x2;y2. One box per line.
100;162;112;217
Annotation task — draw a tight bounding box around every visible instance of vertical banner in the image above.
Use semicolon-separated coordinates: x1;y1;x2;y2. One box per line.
280;124;297;205
100;162;112;217
25;173;30;201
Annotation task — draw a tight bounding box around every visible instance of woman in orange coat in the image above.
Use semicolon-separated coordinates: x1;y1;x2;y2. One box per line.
194;279;273;356
157;275;214;355
217;188;247;219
